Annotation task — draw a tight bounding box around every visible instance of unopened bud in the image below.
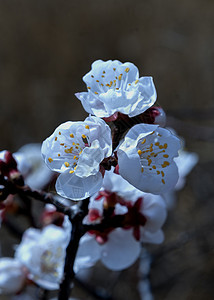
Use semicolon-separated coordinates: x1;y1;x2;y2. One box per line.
153;107;166;127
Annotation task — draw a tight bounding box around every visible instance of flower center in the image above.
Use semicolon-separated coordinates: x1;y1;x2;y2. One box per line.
137;134;170;185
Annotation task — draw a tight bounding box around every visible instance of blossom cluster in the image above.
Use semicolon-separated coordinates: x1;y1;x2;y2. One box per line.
0;60;198;297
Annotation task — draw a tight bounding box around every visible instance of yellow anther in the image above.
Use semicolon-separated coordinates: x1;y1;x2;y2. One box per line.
164;143;168;149
60;143;64;146
64;162;70;167
75;146;79;149
118;74;122;81
69;170;74;174
163;154;169;158
141;167;144;173
85;125;90;129
73;156;77;160
159;145;164;149
82;134;86;139
155;142;159;146
48;157;53;163
125;67;130;72
135;79;139;84
91;75;94;78
58;154;60;157
152;165;156;169
96;80;99;82
141;138;146;144
87;86;91;89
101;75;105;78
74;166;77;170
162;179;165;184
55;137;57;141
103;71;105;74
70;133;74;138
59;132;61;135
148;159;152;166
116;88;119;90
109;81;113;87
113;68;116;71
72;142;75;145
161;161;170;168
94;92;98;94
138;150;142;155
157;170;160;175
101;83;104;86
65;147;73;154
161;171;165;177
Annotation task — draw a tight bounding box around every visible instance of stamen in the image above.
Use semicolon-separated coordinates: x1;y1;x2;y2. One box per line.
70;134;74;138
125;67;130;72
64;162;70;167
48;157;53;163
85;125;90;129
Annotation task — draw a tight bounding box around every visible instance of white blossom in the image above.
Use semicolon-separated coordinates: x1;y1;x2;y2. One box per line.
0;258;26;294
15;219;71;290
42;115;112;200
75;228;141;271
75;60;156;118
75;171;167;271
118;124;181;194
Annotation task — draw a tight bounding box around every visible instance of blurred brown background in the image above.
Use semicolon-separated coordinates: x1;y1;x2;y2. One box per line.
0;0;214;299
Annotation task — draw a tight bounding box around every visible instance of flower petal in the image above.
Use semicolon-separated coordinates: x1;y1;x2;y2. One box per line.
100;228;141;271
56;171;103;200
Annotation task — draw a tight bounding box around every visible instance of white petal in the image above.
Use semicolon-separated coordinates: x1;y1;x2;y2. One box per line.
75;234;101;272
0;258;26;294
100;228;141;270
142;194;167;233
56;171;103;200
140;229;165;244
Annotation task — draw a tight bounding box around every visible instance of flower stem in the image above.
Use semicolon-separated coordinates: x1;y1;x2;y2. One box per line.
58;198;89;300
